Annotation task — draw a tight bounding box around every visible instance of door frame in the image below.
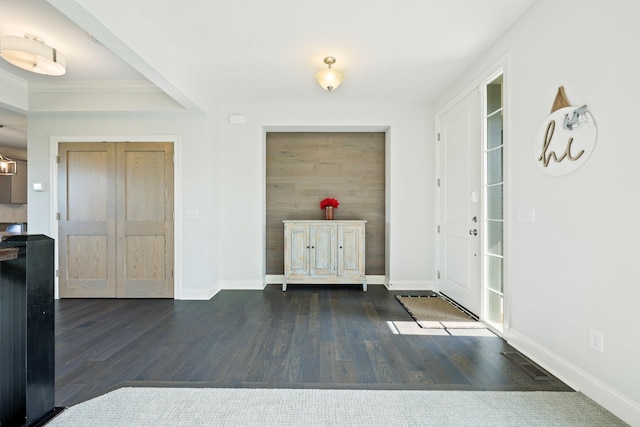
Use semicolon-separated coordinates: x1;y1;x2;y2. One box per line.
262;126;390;288
435;55;510;338
49;135;182;299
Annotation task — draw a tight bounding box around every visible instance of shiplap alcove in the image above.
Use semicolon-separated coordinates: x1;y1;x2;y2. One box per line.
266;132;385;276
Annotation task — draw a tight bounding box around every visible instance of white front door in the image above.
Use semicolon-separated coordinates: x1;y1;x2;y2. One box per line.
436;89;482;316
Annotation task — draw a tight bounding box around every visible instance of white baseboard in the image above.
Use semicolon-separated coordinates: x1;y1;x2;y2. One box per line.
366;275;387;285
265;275;284;284
508;328;640;426
220;280;266;290
265;275;387;286
176;283;221;300
386;280;434;291
177;279;265;299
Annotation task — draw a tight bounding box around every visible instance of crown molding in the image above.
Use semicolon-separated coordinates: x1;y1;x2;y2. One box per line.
0;69;28;92
28;80;161;93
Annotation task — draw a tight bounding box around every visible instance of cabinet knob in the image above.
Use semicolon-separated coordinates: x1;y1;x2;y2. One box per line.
339;246;343;249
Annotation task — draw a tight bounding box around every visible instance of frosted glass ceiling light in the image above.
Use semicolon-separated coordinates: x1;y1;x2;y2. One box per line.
314;57;344;91
0;34;66;76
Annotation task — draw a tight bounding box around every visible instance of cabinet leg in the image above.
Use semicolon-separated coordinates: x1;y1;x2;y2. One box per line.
282;281;287;292
362;281;367;292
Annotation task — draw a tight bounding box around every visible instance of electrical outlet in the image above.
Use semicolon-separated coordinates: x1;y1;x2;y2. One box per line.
589;329;604;354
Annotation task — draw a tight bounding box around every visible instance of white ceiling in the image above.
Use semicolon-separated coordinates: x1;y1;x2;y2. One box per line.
0;0;536;147
0;0;143;81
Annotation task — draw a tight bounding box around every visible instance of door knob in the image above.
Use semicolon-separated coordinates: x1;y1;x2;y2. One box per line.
469;229;478;236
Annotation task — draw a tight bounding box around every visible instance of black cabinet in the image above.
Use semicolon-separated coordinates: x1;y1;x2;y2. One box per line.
0;235;55;426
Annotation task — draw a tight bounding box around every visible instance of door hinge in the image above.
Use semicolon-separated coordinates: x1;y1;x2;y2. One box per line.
437;225;440;233
55;269;59;277
56;155;60;163
437;270;440;279
172;269;174;278
437;178;440;187
56;212;61;220
437;133;441;141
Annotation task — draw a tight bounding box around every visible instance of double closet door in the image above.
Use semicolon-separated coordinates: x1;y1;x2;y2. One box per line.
58;142;174;298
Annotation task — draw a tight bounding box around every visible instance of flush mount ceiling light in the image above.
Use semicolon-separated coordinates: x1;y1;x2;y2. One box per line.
0;34;66;76
314;56;344;91
0;153;16;175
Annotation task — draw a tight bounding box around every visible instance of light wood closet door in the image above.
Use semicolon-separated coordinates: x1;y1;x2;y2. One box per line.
58;142;174;298
58;143;117;297
116;143;174;298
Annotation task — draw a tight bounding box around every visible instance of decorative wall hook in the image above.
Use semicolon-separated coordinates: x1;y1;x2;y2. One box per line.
563;105;589;130
533;86;597;176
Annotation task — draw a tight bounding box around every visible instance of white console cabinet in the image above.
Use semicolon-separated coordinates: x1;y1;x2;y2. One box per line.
283;220;366;291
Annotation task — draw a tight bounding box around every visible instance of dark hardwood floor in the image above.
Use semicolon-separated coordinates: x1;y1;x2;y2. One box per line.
55;285;572;407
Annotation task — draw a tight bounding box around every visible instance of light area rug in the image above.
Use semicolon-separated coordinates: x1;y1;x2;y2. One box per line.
46;388;628;427
396;295;485;329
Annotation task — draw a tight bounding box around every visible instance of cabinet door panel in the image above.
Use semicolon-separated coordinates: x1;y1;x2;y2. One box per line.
338;224;365;277
284;224;309;276
310;224;335;276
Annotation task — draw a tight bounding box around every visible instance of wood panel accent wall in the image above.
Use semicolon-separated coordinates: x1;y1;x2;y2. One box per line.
266;132;385;275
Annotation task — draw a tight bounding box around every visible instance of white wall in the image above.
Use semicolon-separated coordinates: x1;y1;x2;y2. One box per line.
216;101;434;290
23;100;435;298
26;111;220;299
44;1;438;292
436;1;640;424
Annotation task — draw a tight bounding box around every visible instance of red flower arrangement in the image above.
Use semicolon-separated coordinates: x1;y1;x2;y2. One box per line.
320;198;339;209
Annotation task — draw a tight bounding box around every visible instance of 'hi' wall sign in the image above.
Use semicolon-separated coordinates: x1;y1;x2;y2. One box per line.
534;86;597;176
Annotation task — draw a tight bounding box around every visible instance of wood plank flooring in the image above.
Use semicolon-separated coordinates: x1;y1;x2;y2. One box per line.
55;285;572;407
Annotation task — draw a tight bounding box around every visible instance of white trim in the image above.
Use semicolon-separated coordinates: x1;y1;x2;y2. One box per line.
508;328;640;426
0;68;27;91
264;275;284;285
265;274;387;286
434;54;510;336
49;134;182;299
220;280;266;290
261;125;391;288
387;280;434;291
366;275;387;285
179;282;221;300
263;125;390;133
479;66;506;338
0;68;28;111
435;54;510;115
30;80;162;93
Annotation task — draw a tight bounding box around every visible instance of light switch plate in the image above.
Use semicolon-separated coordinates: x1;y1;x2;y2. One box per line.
33;182;47;192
